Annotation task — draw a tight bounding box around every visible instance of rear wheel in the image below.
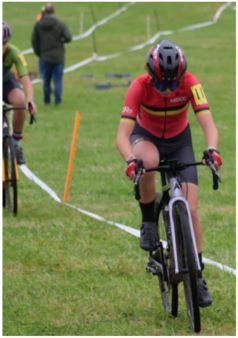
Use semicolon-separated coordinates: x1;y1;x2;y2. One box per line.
173;201;200;332
3;136;18;216
155;193;178;317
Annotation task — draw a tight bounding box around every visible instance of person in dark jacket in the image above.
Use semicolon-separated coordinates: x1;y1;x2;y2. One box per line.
31;3;72;105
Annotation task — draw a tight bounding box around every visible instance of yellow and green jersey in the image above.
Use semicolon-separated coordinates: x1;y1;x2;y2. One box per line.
3;44;29;80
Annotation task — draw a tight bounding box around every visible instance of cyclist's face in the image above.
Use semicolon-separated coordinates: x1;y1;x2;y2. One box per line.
157;88;172;97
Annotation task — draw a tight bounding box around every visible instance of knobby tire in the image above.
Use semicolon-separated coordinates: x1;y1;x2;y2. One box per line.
3;136;18;215
155;193;178;317
173;201;200;332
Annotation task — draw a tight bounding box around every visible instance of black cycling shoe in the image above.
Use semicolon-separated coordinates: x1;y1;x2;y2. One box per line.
14;144;26;165
140;221;160;251
197;277;212;308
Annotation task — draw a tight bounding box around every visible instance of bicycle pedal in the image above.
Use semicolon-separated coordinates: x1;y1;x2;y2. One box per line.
146;262;161;276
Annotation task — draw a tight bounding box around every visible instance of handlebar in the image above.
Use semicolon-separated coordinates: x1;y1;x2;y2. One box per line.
3;103;36;125
134;158;221;201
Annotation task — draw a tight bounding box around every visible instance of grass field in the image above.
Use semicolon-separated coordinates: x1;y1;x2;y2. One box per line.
3;2;236;336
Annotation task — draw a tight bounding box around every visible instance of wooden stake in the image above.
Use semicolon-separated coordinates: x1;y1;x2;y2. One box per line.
63;111;80;202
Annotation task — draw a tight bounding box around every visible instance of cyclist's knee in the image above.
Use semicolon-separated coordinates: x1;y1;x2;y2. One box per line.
133;140;159;169
8;88;25;107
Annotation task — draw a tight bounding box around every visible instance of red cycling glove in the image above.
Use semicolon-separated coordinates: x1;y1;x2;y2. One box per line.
125;159;143;179
125;160;137;179
206;149;223;170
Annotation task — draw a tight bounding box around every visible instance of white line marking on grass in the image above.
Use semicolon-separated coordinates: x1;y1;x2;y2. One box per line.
19;165;236;277
22;3;135;55
20;165;61;203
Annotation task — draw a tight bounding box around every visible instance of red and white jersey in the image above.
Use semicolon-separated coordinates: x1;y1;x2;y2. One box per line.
121;72;210;138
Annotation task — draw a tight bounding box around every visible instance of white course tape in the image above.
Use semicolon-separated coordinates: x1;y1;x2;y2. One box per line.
19;165;236;277
30;2;233;84
20;164;61;203
72;2;135;42
65;202;140;238
22;3;135;56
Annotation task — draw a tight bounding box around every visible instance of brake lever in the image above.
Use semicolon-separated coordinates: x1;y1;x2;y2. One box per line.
134;167;143;200
28;102;36;125
206;158;221;190
203;150;221;190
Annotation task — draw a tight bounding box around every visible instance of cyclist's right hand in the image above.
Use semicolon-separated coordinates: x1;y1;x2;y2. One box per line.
125;159;143;180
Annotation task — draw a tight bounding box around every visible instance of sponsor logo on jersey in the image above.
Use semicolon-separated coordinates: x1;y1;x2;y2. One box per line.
122;106;133;114
170;96;187;103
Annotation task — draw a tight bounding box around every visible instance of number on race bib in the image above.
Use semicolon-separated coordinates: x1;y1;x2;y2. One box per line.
191;84;208;105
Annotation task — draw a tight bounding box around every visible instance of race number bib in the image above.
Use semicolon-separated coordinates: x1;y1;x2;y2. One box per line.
191;84;208;105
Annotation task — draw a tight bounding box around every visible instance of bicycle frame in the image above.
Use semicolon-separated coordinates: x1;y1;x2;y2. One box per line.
135;159;220;332
134;159;219;275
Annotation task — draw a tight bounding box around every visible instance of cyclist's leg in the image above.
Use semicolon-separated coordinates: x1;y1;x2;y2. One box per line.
174;135;212;306
7;88;26;139
181;181;212;307
4;74;25;138
4;73;26;163
132;139;159;203
130;126;160;250
181;182;202;252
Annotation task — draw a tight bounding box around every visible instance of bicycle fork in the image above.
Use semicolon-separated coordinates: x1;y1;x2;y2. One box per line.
168;178;201;274
2;159;19;182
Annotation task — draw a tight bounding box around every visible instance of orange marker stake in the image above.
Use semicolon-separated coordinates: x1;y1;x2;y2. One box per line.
63;111;81;202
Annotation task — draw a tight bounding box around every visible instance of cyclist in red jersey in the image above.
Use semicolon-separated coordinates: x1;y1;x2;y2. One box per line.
116;40;222;308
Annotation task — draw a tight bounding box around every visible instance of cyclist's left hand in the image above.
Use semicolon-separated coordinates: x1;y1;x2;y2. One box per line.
204;148;222;170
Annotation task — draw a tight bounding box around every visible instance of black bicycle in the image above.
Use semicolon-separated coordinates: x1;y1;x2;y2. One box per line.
2;103;35;215
134;154;220;332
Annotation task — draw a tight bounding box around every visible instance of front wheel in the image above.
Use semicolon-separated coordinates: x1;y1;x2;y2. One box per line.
3;136;18;216
155;193;178;317
173;201;200;332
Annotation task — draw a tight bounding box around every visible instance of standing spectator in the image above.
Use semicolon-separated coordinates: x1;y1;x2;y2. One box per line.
31;3;72;105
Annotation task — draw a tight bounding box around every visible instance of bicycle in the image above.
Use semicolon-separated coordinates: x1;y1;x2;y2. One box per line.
2;103;35;216
134;154;220;332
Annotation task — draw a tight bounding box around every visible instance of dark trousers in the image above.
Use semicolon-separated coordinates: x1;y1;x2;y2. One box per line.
43;62;64;104
39;58;45;78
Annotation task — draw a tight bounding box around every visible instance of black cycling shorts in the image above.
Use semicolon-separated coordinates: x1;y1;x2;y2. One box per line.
3;72;21;103
130;123;198;185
